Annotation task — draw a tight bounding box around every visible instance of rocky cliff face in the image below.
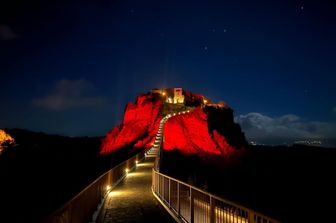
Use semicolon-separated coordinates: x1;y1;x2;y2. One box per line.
101;89;248;163
100;93;162;154
163;106;247;162
204;105;248;150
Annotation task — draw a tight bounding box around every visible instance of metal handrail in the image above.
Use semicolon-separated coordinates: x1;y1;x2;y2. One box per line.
152;111;280;223
43;150;146;223
152;169;281;223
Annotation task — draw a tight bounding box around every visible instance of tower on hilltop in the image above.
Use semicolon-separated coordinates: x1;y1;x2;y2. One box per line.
173;88;184;104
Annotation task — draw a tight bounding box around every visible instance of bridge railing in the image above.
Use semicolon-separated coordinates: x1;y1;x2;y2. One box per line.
44;150;145;223
152;168;280;223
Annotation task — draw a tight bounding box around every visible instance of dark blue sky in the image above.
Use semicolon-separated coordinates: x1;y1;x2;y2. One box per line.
1;0;335;144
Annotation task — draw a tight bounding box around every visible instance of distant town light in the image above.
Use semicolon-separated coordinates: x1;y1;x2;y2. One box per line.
0;130;15;155
161;92;166;96
203;99;208;104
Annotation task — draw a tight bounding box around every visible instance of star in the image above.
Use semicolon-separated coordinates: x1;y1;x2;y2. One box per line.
223;29;227;33
204;46;208;51
300;6;304;11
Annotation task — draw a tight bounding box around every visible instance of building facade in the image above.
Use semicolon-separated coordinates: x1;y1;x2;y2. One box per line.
173;88;184;104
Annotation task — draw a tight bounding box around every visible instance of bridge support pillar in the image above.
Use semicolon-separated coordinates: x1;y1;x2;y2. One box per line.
248;210;255;223
190;188;194;223
210;196;215;223
168;179;171;206
177;183;180;215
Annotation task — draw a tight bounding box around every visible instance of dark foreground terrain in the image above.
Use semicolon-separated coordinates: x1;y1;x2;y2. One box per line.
160;145;336;223
2;128;335;222
0;129;136;222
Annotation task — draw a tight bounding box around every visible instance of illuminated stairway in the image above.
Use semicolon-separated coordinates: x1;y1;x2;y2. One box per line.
146;115;167;157
146;110;190;158
146;110;191;158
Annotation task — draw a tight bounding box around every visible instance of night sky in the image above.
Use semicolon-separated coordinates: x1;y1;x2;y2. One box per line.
1;0;335;145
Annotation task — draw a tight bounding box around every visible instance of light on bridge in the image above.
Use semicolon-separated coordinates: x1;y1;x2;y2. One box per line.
106;185;111;191
125;168;129;174
108;190;128;197
137;163;152;167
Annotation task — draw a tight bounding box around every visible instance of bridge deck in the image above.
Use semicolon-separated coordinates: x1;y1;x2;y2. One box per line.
97;156;175;223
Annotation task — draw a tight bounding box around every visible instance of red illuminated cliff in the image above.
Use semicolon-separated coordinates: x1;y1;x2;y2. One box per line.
101;89;248;161
163;106;247;160
100;93;162;154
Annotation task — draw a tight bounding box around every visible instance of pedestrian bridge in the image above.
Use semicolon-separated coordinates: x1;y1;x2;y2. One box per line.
45;112;280;223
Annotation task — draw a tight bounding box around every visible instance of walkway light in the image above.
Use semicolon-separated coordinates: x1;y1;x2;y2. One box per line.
135;160;138;164
125;168;129;173
106;185;111;191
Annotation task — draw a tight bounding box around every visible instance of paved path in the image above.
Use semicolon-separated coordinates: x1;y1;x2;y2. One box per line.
97;156;175;223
